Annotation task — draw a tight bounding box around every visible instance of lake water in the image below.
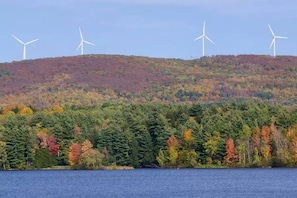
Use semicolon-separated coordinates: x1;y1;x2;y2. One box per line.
1;168;297;198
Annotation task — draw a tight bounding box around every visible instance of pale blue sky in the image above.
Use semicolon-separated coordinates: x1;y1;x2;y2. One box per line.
0;0;296;62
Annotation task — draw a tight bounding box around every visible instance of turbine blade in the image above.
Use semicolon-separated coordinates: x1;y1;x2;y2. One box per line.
77;42;82;51
268;24;275;36
26;39;39;45
194;35;203;41
12;35;24;44
205;35;215;45
276;36;288;39
203;21;206;35
84;40;95;46
79;27;83;40
269;39;275;49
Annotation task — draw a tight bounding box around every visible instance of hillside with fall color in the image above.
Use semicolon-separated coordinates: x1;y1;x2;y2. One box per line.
3;54;297;170
1;54;297;108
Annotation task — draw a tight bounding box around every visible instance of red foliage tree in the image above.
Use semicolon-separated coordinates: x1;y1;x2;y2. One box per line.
47;135;59;155
167;135;179;150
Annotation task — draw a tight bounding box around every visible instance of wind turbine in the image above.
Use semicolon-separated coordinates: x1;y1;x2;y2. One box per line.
77;27;95;55
12;35;39;60
194;21;215;57
268;24;288;58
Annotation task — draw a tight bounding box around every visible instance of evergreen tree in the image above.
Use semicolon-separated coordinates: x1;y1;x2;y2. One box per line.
97;124;130;166
147;109;170;157
4;115;34;169
33;148;57;168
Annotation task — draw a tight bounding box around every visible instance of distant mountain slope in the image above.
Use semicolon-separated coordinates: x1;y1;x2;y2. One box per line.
0;54;297;108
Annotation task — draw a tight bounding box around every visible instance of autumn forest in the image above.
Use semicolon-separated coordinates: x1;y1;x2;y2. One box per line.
1;54;297;170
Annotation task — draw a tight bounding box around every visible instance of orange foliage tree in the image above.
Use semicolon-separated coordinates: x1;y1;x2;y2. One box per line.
260;126;271;160
2;104;27;115
68;143;81;167
225;138;237;165
252;126;261;149
68;140;103;168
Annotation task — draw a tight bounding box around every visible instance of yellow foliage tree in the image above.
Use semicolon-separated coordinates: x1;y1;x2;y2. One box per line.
167;147;178;167
80;149;103;169
81;139;93;153
183;129;194;143
203;132;222;164
52;105;63;113
286;125;297;165
19;107;33;115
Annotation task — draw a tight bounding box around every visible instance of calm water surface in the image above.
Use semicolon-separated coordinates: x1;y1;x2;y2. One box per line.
1;168;297;198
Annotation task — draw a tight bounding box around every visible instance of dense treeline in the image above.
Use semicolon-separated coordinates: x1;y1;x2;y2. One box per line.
1;101;297;170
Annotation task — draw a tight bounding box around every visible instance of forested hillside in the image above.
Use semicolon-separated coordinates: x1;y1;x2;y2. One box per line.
1;54;297;107
1;54;297;170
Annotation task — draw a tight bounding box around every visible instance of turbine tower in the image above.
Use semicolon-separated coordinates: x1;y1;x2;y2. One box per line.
12;35;39;60
194;21;215;57
77;27;95;55
268;24;288;58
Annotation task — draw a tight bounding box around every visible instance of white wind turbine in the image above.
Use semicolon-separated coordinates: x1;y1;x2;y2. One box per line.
77;27;95;55
194;21;215;57
268;24;288;58
12;35;39;60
